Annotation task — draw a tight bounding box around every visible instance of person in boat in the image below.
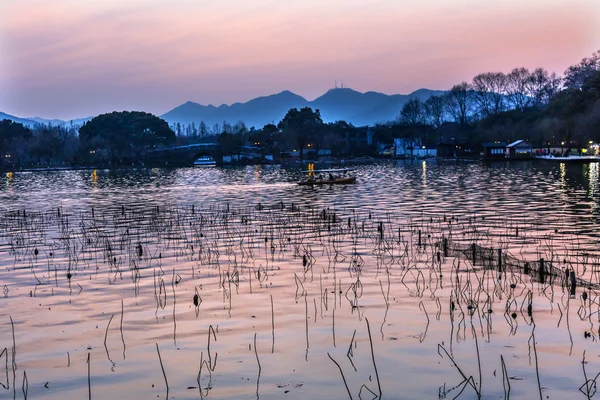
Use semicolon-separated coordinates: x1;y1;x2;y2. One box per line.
329;173;334;181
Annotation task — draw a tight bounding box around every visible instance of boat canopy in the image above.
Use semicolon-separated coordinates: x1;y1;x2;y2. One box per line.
299;167;356;173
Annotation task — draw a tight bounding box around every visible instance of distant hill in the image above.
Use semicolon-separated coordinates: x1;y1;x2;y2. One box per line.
0;112;92;127
30;116;93;126
162;88;446;128
0;87;445;130
0;112;38;127
162;90;309;128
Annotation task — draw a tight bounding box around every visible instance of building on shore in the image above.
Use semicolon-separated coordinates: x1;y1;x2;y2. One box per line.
437;137;471;158
481;141;507;161
506;140;533;159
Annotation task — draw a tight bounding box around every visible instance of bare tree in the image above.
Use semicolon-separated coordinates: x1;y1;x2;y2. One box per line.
423;95;445;128
444;82;474;125
527;68;551;107
489;72;508;114
506;67;533;111
472;73;495;117
233;120;248;135
199;121;208;138
541;72;563;104
399;98;424;125
472;72;508;117
564;49;600;89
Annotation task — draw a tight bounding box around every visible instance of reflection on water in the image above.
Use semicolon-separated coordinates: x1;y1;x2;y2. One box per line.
0;161;599;399
0;162;599;220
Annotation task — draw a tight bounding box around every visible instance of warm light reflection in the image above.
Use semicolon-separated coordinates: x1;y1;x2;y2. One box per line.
422;160;427;188
307;163;315;177
588;162;598;197
92;169;97;185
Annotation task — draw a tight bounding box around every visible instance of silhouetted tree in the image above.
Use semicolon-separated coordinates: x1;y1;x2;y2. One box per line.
278;107;323;159
249;123;278;156
564;49;600;89
79;111;175;165
472;72;507;117
199;121;208;138
423;96;446;128
444;82;474;125
506;68;533;111
528;68;551;107
0;120;31;167
399;98;424;125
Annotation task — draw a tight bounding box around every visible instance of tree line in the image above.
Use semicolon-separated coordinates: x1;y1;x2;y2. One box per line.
0;112;175;169
1;49;598;168
391;49;600;151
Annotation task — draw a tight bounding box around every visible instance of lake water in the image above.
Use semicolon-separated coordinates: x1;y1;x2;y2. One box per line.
0;160;600;400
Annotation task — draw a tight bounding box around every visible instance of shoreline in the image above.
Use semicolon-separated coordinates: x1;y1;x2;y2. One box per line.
3;155;597;174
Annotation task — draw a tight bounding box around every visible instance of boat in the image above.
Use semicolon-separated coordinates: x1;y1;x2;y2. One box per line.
297;176;357;186
299;167;356;173
193;156;217;166
297;167;357;185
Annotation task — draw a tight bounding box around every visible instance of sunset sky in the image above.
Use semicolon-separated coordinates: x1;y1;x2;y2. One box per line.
0;0;598;119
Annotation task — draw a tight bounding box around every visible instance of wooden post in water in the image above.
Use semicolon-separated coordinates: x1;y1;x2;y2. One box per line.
471;243;476;265
443;237;448;257
539;258;545;283
418;230;422;246
569;270;577;296
497;248;502;273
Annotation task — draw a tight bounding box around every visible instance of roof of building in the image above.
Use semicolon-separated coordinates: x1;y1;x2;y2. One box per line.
507;140;532;148
439;137;469;145
482;141;507;148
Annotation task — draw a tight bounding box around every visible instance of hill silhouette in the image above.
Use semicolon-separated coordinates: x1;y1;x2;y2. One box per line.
161;88;445;127
1;88;444;129
0;112;38;127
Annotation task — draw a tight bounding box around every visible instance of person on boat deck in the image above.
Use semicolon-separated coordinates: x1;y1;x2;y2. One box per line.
329;173;334;181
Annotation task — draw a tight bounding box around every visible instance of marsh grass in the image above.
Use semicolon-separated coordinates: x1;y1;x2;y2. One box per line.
1;202;600;398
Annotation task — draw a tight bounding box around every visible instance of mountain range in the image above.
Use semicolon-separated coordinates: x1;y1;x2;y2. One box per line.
161;88;445;128
0;112;92;128
1;88;444;129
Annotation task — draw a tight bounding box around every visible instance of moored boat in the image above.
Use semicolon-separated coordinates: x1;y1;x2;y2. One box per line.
193;156;217;166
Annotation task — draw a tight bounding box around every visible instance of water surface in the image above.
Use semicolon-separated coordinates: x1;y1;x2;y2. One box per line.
0;161;599;399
